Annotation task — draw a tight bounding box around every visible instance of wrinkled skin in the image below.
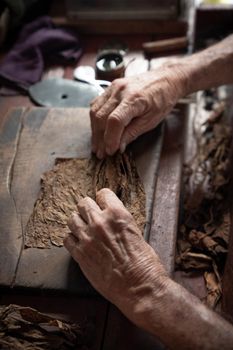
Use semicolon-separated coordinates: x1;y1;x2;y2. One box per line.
64;188;168;316
64;189;233;349
90;65;187;159
65;35;233;349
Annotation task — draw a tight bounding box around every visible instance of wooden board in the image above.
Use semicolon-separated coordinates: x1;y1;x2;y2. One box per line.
0;108;25;286
149;105;186;275
0;107;162;294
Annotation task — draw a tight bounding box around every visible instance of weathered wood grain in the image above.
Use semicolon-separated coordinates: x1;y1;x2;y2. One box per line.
11;107;93;293
0;108;25;286
148;106;187;276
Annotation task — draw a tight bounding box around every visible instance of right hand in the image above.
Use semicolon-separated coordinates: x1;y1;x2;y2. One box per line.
64;188;169;326
90;64;187;159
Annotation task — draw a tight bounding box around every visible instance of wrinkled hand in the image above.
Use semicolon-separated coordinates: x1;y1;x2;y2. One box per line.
64;188;168;321
90;65;187;158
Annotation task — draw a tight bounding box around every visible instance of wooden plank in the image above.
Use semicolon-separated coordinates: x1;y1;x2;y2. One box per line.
148;106;186;275
52;17;187;36
130;126;163;238
10;107;94;293
0;96;33;130
173;101;207;299
0;108;25;286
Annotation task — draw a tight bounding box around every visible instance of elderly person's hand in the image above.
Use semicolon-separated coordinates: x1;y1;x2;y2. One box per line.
90;34;233;159
64;188;168;322
64;188;233;349
90;65;187;159
65;34;233;349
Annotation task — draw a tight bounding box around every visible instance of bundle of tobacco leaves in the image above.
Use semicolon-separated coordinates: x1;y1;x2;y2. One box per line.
25;152;146;248
176;97;232;309
0;304;93;349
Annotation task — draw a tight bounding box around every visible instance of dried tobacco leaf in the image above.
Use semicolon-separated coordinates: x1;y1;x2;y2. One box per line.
0;304;93;350
176;251;212;271
204;271;222;309
176;97;232;308
25;153;146;248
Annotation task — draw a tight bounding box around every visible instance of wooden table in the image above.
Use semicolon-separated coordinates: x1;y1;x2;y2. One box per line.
0;19;192;349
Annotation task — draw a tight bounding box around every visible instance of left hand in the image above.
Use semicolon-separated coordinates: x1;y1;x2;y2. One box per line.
64;188;168;322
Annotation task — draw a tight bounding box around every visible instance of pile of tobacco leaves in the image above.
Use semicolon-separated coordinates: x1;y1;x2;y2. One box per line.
176;93;232;309
0;304;94;350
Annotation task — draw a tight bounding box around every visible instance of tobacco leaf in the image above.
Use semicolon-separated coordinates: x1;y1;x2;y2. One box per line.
0;304;93;350
204;272;222;309
176;96;232;308
176;251;212;271
25;153;146;248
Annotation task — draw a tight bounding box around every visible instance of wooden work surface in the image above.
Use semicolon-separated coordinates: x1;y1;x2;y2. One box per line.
0;15;189;348
0;104;188;293
0;105;186;350
0;106;163;293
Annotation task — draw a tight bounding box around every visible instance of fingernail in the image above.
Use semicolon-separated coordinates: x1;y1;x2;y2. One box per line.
120;142;126;153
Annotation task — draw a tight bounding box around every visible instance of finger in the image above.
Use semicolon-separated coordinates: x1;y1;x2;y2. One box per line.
90;122;107;159
78;196;102;224
91;97;115;159
104;114;125;156
96;188;126;211
90;89;112;155
67;212;87;240
90;87;112;114
103;97;148;155
64;233;76;249
96;96;119;120
90;108;105;156
119;112;160;153
63;234;81;261
91;81;129;157
91;100;114;158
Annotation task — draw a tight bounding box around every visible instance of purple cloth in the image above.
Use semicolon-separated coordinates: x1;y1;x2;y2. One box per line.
0;16;82;93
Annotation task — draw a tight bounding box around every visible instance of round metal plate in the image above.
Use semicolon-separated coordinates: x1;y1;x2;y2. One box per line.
29;78;102;108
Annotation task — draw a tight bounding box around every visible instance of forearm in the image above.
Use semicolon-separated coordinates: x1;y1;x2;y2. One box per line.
118;277;233;349
181;34;233;94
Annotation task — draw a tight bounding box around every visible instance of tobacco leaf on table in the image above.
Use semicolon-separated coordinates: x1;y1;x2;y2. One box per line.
25;153;146;248
0;304;93;350
176;97;232;309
